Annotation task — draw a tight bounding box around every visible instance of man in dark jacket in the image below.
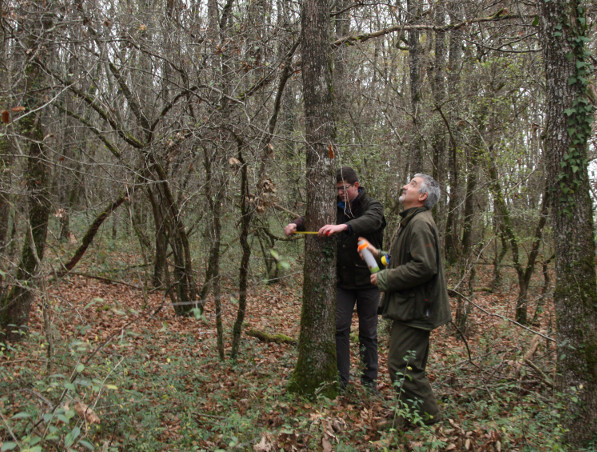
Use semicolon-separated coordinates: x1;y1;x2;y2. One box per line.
284;167;385;391
366;173;451;425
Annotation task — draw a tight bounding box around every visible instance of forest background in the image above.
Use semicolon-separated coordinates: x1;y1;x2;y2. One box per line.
1;0;596;450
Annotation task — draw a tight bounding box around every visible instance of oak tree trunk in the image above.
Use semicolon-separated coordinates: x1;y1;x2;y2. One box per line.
537;0;597;446
288;0;338;398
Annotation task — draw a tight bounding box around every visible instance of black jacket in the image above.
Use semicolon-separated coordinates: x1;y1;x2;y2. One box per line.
293;188;385;289
335;188;386;289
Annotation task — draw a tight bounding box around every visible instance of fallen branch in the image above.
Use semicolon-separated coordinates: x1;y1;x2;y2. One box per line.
524;359;554;388
246;328;296;345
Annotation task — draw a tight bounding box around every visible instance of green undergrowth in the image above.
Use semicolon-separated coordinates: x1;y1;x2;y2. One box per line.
0;285;581;451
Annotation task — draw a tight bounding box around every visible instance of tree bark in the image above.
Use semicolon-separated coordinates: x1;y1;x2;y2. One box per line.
0;1;52;342
288;0;338;398
407;0;424;172
537;0;597;446
58;194;127;277
443;0;464;265
230;150;251;359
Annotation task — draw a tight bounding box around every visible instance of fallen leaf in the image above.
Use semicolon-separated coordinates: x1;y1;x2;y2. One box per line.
253;435;273;452
74;401;100;424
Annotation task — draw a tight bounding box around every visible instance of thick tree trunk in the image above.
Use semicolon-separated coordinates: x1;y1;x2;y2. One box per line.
0;2;52;342
0;129;51;341
537;0;597;446
288;0;337;398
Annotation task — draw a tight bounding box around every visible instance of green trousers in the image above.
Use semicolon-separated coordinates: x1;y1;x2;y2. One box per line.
388;322;440;422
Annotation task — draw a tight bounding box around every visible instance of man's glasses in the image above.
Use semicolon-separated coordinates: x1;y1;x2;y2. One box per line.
337;184;353;192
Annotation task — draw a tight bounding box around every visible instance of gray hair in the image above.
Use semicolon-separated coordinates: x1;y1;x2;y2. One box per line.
414;173;440;209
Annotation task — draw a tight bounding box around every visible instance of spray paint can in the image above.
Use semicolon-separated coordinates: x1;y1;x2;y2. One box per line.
357;239;379;273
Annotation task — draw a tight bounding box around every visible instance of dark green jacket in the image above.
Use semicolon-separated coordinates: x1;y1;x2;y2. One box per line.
377;207;451;330
293;188;385;290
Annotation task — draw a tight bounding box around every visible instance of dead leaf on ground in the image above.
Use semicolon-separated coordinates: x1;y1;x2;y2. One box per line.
74;401;101;424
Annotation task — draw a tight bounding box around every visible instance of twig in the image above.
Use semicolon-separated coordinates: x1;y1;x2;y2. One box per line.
272;202;301;220
524;359;554;388
449;320;479;369
0;409;21;447
65;272;143;289
451;288;555;342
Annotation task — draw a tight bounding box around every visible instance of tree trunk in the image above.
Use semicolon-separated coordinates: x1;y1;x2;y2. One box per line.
230;151;251;359
0;1;52;342
200;146;224;360
407;0;424;172
58;194;127;277
0;128;51;341
431;0;447;210
453;145;479;333
515;180;550;324
537;0;597;446
0;135;13;303
148;186;169;289
443;0;464;265
288;0;337;398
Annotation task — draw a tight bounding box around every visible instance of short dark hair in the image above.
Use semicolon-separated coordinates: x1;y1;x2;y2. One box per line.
336;166;359;184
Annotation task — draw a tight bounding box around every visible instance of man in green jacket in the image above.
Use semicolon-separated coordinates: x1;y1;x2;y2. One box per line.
365;173;451;425
285;167;385;391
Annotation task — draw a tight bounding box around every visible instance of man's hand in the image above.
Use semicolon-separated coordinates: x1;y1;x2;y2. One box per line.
284;223;297;236
318;224;348;236
370;273;378;285
357;236;379;258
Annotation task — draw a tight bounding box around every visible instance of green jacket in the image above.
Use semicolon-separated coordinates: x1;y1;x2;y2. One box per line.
377;207;451;330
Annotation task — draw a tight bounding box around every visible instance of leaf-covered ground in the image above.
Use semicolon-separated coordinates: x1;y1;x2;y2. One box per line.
1;261;563;451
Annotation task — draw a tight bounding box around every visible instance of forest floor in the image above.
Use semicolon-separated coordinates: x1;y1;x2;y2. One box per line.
1;255;566;451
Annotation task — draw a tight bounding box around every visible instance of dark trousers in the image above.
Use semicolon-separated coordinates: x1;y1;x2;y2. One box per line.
336;287;379;387
388;322;440;421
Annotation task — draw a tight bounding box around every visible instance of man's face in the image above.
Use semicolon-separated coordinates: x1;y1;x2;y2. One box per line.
399;177;427;209
337;180;359;203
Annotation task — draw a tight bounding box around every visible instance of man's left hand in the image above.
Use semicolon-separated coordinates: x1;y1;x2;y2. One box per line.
370;273;378;285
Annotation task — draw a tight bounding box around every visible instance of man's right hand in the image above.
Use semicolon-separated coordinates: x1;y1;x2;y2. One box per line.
357;236;379;257
284;223;297;236
318;224;348;236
